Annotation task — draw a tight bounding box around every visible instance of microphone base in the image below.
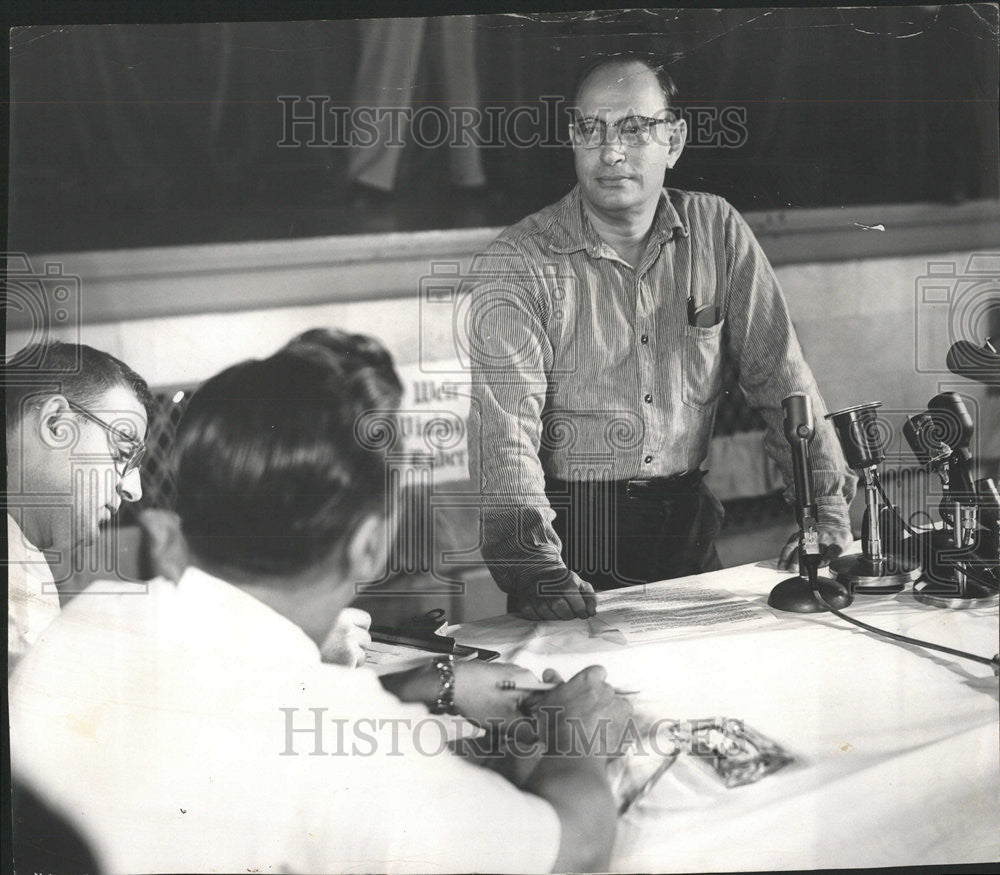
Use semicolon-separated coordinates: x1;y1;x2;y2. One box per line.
913;578;999;610
768;575;854;613
829;553;922;594
887;530;998;599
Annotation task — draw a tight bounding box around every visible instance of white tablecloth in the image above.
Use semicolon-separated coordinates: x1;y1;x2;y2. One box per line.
453;558;1000;872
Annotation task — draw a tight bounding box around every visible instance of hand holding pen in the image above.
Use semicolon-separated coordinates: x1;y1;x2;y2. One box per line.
497;679;639;697
515;667;634;757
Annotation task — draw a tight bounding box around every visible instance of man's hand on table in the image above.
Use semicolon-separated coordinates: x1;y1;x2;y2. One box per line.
778;497;854;571
319;607;372;667
778;524;852;570
528;666;634;758
452;660;541;729
510;569;597;621
463;665;634;786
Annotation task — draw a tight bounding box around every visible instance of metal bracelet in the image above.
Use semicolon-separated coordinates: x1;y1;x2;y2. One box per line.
430;654;456;715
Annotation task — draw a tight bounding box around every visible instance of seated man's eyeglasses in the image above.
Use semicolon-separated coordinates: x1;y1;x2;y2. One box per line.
67;399;146;476
571;113;677;148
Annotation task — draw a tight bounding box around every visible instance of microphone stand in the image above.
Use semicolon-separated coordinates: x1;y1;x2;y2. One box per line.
901;395;998;608
975;478;1000;581
825;402;921;593
768;395;853;613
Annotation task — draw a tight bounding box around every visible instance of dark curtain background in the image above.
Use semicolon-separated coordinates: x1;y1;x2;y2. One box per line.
9;7;998;252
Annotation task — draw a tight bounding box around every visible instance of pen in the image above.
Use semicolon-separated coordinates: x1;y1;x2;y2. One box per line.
618;752;679;816
496;680;639;696
687;295;720;328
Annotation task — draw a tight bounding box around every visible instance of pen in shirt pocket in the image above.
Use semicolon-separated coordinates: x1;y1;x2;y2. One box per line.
687;284;723;328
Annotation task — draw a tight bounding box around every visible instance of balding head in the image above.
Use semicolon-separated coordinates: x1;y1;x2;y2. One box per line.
573;55;678;113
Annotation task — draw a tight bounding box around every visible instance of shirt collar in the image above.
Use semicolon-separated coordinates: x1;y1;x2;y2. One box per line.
175;565;322;665
7;513;48;562
8;513;35;554
549;185;689;256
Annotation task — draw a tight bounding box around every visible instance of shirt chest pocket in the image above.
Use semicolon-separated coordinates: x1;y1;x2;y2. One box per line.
681;321;725;410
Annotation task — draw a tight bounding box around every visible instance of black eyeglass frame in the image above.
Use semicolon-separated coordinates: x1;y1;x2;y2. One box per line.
66;399;146;476
570;113;678;148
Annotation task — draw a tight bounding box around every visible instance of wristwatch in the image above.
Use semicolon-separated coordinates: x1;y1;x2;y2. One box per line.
430;654;456;715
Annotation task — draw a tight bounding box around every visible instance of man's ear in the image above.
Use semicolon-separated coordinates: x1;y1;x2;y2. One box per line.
344;512;389;582
137;509;189;582
35;394;75;450
666;116;687;169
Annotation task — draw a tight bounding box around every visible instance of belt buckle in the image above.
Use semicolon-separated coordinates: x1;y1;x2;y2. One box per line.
625;479;648;499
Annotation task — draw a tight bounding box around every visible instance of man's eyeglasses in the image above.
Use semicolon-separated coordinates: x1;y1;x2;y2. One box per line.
570;114;676;149
67;399;146;476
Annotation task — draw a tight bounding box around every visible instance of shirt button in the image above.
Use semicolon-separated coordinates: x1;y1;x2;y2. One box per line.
644;393;653;403
640;334;649;344
644;455;653;464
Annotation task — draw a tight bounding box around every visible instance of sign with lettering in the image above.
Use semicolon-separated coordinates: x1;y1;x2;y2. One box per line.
395;360;471;483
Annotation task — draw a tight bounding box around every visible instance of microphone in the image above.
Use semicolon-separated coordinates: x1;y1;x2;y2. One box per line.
767;394;853;613
977;478;1000;534
825;401;920;593
946;337;1000;386
905;392;976;500
928;393;976;499
904;394;996;606
783;393;816;527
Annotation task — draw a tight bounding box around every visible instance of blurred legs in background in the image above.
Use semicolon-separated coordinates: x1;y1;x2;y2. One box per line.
348;16;486;194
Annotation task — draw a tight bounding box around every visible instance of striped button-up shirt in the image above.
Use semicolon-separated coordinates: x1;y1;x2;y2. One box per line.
468;185;855;592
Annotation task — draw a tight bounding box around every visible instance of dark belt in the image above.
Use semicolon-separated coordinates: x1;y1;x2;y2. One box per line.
546;470;707;501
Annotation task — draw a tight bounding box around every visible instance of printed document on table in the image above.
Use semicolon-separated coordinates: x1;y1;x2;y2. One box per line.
593;581;779;643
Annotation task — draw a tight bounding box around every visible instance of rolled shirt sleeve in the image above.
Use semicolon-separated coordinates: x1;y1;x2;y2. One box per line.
723;202;857;521
467;242;570;594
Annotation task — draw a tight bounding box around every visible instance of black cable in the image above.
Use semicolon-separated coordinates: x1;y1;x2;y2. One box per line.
907;510;936;530
966;568;1000;591
805;561;999;676
872;470;922;538
943;559;1000;592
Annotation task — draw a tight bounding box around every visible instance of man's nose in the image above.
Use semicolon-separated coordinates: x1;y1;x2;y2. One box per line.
118;467;143;503
600;140;626;163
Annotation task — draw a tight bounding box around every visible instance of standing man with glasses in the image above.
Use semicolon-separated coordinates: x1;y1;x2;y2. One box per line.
6;341;152;673
468;54;856;619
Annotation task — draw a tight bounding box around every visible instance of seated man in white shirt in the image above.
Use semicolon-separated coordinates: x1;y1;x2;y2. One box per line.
5;341;151;674
10;328;631;874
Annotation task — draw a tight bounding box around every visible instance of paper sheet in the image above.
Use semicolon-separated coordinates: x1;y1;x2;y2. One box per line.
593;580;778;643
363;640;444;675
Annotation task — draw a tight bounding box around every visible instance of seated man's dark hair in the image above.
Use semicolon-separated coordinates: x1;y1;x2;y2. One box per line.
4;341;154;427
174;329;403;579
572;52;679;110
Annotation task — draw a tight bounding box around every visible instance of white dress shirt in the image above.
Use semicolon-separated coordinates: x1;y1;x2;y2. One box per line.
7;514;60;676
10;566;560;874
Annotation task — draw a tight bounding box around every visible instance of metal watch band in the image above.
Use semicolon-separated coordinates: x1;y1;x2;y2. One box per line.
430;654;456;715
